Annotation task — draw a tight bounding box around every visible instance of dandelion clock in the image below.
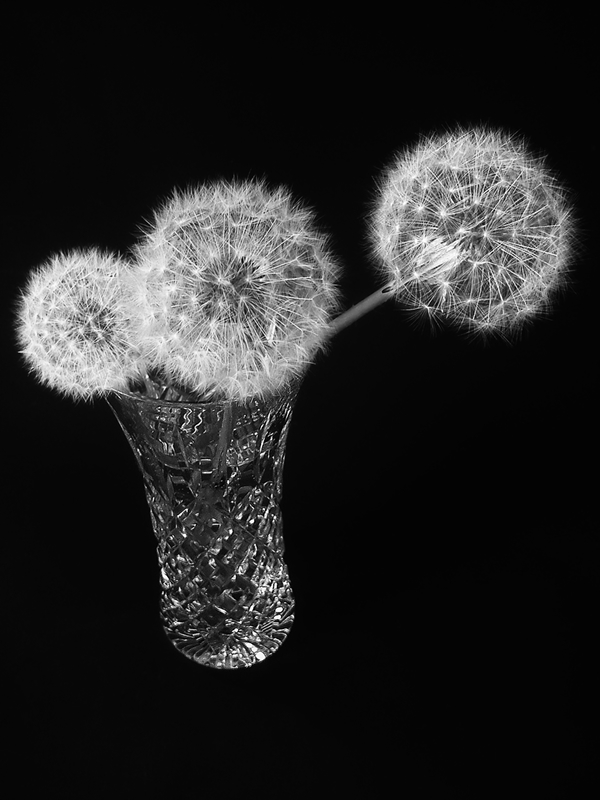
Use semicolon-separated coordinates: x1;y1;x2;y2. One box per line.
331;126;575;337
16;249;140;399
130;180;341;400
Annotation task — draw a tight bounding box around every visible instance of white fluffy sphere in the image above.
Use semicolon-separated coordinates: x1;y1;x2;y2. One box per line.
132;180;342;399
16;249;139;399
370;127;575;337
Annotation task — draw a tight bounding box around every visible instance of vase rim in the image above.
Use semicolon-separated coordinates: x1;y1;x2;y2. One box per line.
109;378;301;409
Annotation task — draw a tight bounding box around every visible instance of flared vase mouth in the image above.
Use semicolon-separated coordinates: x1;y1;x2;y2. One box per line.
110;387;222;408
109;376;302;408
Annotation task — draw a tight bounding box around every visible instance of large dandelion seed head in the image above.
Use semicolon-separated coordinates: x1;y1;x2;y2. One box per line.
16;249;140;400
132;180;342;400
369;126;575;337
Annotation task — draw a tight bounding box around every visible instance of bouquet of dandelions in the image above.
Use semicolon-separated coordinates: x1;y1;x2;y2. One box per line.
16;180;343;404
16;126;576;405
13;126;578;671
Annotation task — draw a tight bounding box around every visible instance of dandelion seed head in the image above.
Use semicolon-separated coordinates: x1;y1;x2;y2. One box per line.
16;249;140;400
131;179;342;400
369;125;576;337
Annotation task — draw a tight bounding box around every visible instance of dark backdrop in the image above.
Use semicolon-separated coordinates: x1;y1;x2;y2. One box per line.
3;10;597;797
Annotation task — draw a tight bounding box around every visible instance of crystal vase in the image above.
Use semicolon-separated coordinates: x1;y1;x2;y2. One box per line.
107;380;299;669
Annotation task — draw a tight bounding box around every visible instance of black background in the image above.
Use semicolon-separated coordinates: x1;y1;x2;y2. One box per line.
3;10;597;797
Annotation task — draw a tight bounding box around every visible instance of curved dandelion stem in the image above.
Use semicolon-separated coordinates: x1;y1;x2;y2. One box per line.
327;283;396;337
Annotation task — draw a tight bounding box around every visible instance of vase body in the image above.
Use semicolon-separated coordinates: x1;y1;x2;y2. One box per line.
108;382;299;669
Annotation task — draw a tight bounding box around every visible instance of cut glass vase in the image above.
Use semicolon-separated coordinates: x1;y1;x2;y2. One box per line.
108;380;299;669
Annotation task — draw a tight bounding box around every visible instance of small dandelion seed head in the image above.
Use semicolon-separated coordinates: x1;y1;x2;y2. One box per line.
368;125;576;337
15;249;141;400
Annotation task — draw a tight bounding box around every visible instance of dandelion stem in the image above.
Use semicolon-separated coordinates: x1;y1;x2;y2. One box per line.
142;371;159;399
215;402;234;476
327;283;396;337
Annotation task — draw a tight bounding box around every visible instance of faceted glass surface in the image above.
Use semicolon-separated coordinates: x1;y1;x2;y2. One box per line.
108;381;299;668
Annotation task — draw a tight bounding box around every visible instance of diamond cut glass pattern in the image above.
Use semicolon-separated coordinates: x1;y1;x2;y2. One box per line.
108;382;299;668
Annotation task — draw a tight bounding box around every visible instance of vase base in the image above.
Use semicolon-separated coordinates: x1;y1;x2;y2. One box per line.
161;593;295;669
